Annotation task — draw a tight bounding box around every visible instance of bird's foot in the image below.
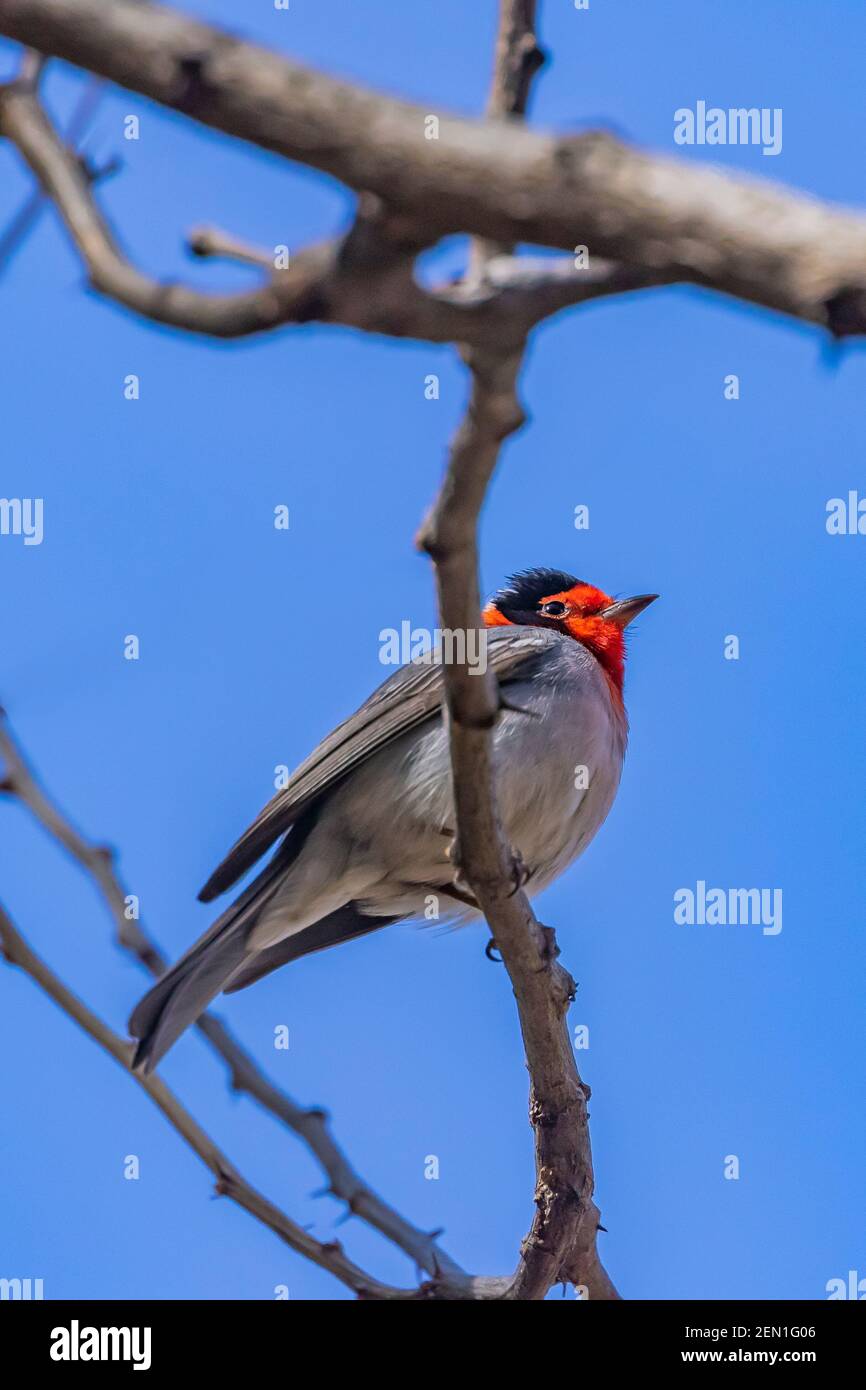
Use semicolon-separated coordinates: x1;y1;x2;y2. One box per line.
445;831;473;898
508;848;533;897
485;937;502;962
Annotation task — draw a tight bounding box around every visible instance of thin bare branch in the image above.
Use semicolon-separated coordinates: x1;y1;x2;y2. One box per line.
416;1;619;1302
470;0;545;274
0;902;426;1301
0;710;465;1284
485;0;546;121
0;82;341;337
3;0;866;334
187;224;274;271
0;56;106;274
417;352;619;1305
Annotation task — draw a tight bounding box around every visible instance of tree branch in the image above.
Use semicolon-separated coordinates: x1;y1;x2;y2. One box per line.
2;0;866;334
416;1;618;1302
0;68;105;273
0;706;579;1299
0;710;465;1285
0;902;429;1301
0;80;341;337
0;76;660;343
0;0;629;1302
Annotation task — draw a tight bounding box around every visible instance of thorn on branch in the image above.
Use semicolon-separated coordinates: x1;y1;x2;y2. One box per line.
187;229;212;259
292;289;331;324
78;152;121;185
825;286;866;339
213;1158;241;1195
174;53;210;114
522;37;546;77
17;50;46;90
536;924;560;966
414;529;447;563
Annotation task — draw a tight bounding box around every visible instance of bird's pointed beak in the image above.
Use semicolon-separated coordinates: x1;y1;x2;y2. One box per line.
600;594;658;628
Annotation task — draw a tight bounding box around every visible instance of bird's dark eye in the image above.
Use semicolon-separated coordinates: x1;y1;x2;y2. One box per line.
540;600;567;617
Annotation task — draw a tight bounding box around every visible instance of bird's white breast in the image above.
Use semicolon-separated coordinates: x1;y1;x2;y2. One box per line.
331;635;628;917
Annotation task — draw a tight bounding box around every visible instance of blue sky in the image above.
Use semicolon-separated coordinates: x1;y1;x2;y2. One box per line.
2;0;865;1300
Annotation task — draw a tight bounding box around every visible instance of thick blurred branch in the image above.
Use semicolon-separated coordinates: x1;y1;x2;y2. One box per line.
2;0;866;334
0;75;660;342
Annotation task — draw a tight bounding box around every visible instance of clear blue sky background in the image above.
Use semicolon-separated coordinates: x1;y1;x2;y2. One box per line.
2;0;865;1301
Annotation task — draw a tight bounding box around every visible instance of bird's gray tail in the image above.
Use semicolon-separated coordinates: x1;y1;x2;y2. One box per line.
129;858;285;1075
129;868;398;1074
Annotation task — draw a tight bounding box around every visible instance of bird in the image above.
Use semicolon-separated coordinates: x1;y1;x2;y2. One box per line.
129;568;656;1072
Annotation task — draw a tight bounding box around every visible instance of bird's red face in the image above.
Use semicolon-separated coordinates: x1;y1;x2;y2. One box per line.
483;568;656;695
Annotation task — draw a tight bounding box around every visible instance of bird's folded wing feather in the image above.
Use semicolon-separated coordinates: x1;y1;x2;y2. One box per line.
198;626;559;901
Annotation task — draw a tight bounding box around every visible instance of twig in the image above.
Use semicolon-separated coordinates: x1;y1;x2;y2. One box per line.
0;49;106;274
0;710;465;1284
0;82;340;337
0;902;425;1300
187;224;274;271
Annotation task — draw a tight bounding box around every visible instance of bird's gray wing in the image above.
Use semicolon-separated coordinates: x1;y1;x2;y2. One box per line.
198;626;559;901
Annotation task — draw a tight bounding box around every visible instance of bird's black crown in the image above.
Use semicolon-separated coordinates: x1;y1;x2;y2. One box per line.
491;567;583;614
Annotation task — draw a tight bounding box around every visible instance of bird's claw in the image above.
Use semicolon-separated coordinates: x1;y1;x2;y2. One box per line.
485;937;502;962
445;831;473;898
508;849;532;897
445;829;529;903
